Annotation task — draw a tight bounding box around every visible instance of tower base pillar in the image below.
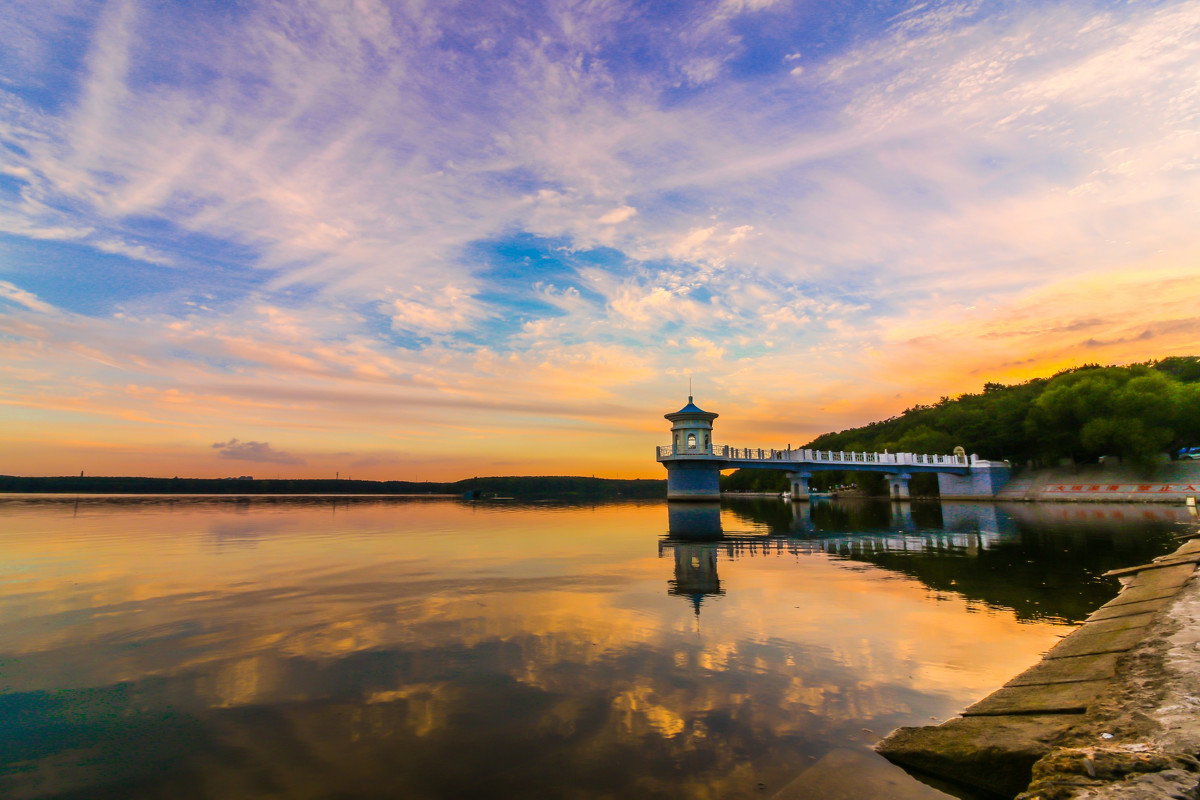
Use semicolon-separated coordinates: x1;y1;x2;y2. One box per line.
665;462;722;501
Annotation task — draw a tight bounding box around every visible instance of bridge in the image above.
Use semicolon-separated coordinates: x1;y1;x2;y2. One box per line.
656;396;1011;501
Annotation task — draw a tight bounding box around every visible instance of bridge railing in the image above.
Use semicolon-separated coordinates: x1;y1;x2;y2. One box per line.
796;449;972;466
657;443;741;458
659;444;978;466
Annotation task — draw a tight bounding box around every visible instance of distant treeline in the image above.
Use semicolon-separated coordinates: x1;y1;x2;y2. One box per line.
723;356;1200;495
0;474;666;501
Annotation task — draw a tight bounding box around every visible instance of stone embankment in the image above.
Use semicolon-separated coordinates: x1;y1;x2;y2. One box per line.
877;533;1200;799
997;463;1200;503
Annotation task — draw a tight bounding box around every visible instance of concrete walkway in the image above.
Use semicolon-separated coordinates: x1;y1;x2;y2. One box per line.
877;537;1200;798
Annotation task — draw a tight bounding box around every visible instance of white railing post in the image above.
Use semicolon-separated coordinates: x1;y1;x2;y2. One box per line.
692;444;977;469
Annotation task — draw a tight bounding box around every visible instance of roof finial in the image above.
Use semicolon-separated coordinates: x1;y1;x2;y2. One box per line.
689;375;693;403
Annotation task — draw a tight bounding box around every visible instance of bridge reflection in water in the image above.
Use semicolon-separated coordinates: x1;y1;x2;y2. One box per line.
673;498;1021;537
660;499;1190;623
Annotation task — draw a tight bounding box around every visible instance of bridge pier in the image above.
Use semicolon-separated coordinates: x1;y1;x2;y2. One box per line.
886;473;912;500
665;461;722;501
786;471;812;501
937;463;1012;499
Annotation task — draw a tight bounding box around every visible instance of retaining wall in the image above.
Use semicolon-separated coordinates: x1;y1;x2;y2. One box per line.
996;462;1200;503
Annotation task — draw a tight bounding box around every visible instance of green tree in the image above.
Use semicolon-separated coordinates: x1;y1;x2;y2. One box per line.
1153;356;1200;383
1027;368;1181;467
1175;382;1200;450
893;425;956;454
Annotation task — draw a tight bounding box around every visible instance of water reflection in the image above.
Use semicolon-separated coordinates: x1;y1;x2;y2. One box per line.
666;501;723;539
0;497;1189;800
671;499;1188;623
666;543;724;615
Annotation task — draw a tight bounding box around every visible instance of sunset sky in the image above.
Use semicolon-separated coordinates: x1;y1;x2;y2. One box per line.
2;0;1199;480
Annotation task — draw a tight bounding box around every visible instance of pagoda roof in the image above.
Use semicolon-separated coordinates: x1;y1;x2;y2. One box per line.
665;396;718;420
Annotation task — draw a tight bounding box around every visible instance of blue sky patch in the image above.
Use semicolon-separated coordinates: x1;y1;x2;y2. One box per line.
0;234;265;317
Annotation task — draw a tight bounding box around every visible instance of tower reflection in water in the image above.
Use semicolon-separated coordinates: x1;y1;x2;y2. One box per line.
668;544;724;615
662;502;725;615
666;502;724;540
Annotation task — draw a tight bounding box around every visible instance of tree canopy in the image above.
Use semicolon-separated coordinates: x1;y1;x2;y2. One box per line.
800;357;1200;468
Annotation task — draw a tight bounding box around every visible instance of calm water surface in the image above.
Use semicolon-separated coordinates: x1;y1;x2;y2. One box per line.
0;496;1192;800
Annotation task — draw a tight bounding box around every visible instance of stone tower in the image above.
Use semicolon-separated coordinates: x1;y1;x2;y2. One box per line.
661;397;722;500
665;396;717;455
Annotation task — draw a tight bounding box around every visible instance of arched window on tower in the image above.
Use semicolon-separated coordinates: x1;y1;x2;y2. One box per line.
704;433;710;450
687;433;697;449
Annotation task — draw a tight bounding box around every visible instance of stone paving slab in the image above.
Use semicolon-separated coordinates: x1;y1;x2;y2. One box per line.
1104;555;1200;578
1072;612;1155;635
1126;563;1197;593
1087;597;1173;622
963;679;1109;716
1045;624;1150;659
1098;583;1184;608
1175;538;1200;556
1005;652;1121;686
876;713;1087;799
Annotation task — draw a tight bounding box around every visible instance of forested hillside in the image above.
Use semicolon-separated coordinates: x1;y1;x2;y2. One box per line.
805;357;1200;468
723;357;1200;494
806;357;1200;470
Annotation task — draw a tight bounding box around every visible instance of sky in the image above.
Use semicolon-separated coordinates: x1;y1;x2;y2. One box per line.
1;0;1199;480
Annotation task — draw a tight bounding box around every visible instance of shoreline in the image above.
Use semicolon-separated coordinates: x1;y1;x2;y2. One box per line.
876;534;1200;798
0;492;459;498
0;475;667;502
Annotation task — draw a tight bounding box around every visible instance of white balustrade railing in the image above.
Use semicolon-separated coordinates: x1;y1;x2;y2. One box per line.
657;443;981;466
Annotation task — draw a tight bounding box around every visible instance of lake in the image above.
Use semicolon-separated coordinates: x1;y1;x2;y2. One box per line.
0;496;1191;799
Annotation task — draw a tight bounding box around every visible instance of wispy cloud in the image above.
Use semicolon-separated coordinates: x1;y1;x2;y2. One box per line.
2;0;1199;477
0;281;56;313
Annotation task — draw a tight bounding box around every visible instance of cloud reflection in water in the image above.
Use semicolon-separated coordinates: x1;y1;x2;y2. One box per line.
0;497;1180;799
